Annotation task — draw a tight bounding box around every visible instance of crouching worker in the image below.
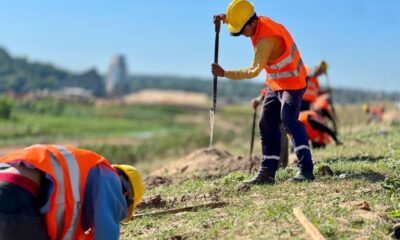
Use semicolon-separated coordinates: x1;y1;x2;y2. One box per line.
0;144;144;240
299;111;342;149
363;103;385;124
312;93;338;133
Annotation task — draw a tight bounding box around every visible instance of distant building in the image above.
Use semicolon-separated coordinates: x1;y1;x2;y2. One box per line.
57;87;94;103
23;87;94;103
106;55;128;96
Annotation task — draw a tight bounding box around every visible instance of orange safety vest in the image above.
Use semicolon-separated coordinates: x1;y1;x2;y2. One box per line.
0;144;115;240
299;111;331;145
303;76;320;102
252;16;307;92
369;106;385;121
312;93;331;113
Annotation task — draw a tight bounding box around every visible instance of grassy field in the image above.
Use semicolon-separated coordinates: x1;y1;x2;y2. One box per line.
121;104;400;239
0;99;244;171
0;103;192;143
1;98;399;239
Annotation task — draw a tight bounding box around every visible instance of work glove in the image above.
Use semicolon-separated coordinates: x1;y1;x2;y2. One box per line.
213;14;227;24
252;97;263;110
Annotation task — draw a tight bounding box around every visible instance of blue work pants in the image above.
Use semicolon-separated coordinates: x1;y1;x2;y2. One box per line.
258;87;313;174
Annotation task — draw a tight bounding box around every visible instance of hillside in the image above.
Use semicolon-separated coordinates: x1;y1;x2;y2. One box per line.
1;47;399;103
129;75;400;104
0;48;104;96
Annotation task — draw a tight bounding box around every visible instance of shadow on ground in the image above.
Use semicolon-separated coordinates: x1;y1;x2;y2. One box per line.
326;154;385;164
335;171;386;183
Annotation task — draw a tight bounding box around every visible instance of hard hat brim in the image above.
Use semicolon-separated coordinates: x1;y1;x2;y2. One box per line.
228;24;243;34
113;164;145;223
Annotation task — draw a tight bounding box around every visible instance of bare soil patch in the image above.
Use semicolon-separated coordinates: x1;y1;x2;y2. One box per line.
124;90;210;108
145;148;260;189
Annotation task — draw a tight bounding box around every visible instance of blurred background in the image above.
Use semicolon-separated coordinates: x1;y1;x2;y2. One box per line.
0;0;399;173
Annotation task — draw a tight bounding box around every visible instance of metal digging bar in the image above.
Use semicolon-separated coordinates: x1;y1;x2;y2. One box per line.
209;16;221;148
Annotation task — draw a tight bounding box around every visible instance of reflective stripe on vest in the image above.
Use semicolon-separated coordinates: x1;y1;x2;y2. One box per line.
50;152;65;240
303;77;320;102
251;16;306;91
304;88;319;102
51;145;81;240
0;144;110;240
268;58;303;80
305;82;318;94
266;44;297;71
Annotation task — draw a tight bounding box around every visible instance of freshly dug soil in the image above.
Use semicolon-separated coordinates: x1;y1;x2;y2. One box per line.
145;148;260;189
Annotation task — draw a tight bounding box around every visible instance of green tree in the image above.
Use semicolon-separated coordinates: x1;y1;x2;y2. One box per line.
0;96;12;119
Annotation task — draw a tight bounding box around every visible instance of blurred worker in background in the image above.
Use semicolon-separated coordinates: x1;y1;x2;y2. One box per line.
299;110;342;149
0;144;144;240
301;61;331;111
363;103;385;124
312;93;338;133
212;0;315;184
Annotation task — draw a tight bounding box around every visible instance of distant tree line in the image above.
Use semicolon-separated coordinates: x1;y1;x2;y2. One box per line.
128;75;264;102
128;75;400;103
0;47;398;103
331;88;399;104
0;48;105;96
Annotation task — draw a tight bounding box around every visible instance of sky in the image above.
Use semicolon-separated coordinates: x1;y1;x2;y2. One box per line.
0;0;399;92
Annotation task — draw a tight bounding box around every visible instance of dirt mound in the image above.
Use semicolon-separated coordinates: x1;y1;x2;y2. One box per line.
136;189;222;210
145;148;260;189
384;109;400;123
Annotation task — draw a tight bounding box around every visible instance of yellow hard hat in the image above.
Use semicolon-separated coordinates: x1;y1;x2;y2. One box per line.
226;0;255;34
319;61;329;73
113;164;145;222
362;104;369;113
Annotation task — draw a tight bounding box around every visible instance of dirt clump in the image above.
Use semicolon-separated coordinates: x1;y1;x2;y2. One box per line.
144;175;172;189
137;190;224;211
136;194;166;209
174;191;221;205
145;148;260;189
356;200;371;211
236;183;252;193
167;235;187;240
317;165;335;176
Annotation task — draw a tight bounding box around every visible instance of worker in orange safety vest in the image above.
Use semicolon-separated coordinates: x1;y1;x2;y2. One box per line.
212;0;315;184
312;93;338;133
301;61;331;111
363;103;385;124
0;144;144;240
299;111;342;149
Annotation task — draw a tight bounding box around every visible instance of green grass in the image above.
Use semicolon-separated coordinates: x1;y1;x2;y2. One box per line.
1;98;399;239
123;121;400;239
0;102;198;145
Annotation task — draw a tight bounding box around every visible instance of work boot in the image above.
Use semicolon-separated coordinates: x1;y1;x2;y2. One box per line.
292;170;315;182
243;170;276;185
391;223;400;239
